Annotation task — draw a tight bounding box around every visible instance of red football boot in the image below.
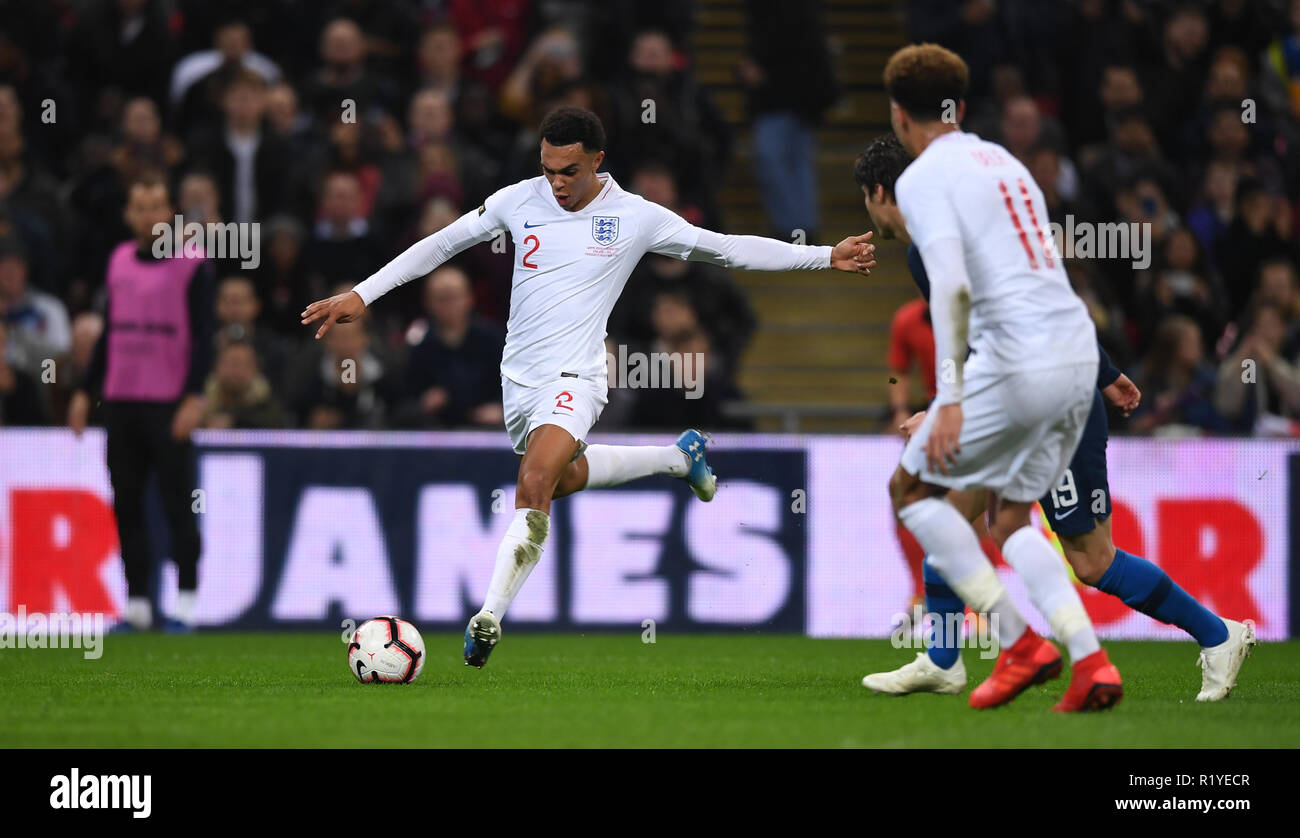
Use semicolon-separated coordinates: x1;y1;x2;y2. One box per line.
969;627;1063;709
1053;648;1123;712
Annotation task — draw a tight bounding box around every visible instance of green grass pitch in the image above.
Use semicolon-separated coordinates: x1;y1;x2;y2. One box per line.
1;633;1297;748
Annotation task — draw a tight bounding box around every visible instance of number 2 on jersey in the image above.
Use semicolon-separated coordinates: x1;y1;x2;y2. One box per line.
998;178;1054;270
522;235;540;269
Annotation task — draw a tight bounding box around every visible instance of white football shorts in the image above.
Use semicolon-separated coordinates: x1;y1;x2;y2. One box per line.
900;356;1097;502
502;374;608;455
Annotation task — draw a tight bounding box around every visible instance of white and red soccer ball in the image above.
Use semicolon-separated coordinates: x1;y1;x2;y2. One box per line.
348;617;425;684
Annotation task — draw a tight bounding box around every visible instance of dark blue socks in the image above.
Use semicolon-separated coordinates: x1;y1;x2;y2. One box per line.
1096;549;1228;647
923;560;965;669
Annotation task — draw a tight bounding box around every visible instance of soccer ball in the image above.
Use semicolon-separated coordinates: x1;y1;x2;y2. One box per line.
347;617;425;684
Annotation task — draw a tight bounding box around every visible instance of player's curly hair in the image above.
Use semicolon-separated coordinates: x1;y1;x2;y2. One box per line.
883;43;969;122
539;106;606;152
852;134;912;200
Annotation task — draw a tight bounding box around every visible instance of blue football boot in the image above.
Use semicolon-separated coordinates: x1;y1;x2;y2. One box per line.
463;610;502;668
674;429;717;501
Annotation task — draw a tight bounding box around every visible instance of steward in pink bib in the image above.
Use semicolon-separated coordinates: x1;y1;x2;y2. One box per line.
97;240;211;402
72;174;214;633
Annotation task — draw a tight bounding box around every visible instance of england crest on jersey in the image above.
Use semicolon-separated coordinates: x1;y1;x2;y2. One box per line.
592;216;619;246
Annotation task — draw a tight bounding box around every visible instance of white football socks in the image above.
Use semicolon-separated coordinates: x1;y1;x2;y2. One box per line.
174;590;197;627
898;497;1028;648
482;508;550;619
1001;525;1100;661
125;596;152;629
478;445;687;621
583;444;688;488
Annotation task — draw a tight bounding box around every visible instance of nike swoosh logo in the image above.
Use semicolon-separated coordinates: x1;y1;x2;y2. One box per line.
523;221;546;228
1054;507;1078;520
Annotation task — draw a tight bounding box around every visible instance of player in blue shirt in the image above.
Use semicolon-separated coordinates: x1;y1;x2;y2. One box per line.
853;134;1256;702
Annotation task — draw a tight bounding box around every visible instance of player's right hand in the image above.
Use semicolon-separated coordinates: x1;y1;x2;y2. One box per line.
301;291;366;339
1102;373;1141;417
926;403;962;475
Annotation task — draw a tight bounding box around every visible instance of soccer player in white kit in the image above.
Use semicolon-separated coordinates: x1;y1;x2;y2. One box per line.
302;107;876;668
882;45;1123;711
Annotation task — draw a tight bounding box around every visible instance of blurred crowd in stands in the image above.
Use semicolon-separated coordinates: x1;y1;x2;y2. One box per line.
890;0;1300;436
0;0;788;432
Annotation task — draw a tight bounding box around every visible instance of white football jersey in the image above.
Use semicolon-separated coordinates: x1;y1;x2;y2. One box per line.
480;173;700;386
896;132;1096;389
352;171;834;388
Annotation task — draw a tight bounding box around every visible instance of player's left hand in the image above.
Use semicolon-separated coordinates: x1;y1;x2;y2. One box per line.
171;394;205;442
830;231;876;275
926;403;962;475
1102;373;1141;417
900;410;927;441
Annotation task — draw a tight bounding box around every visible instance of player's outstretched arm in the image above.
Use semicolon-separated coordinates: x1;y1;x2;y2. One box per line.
302;189;513;337
681;228;875;274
